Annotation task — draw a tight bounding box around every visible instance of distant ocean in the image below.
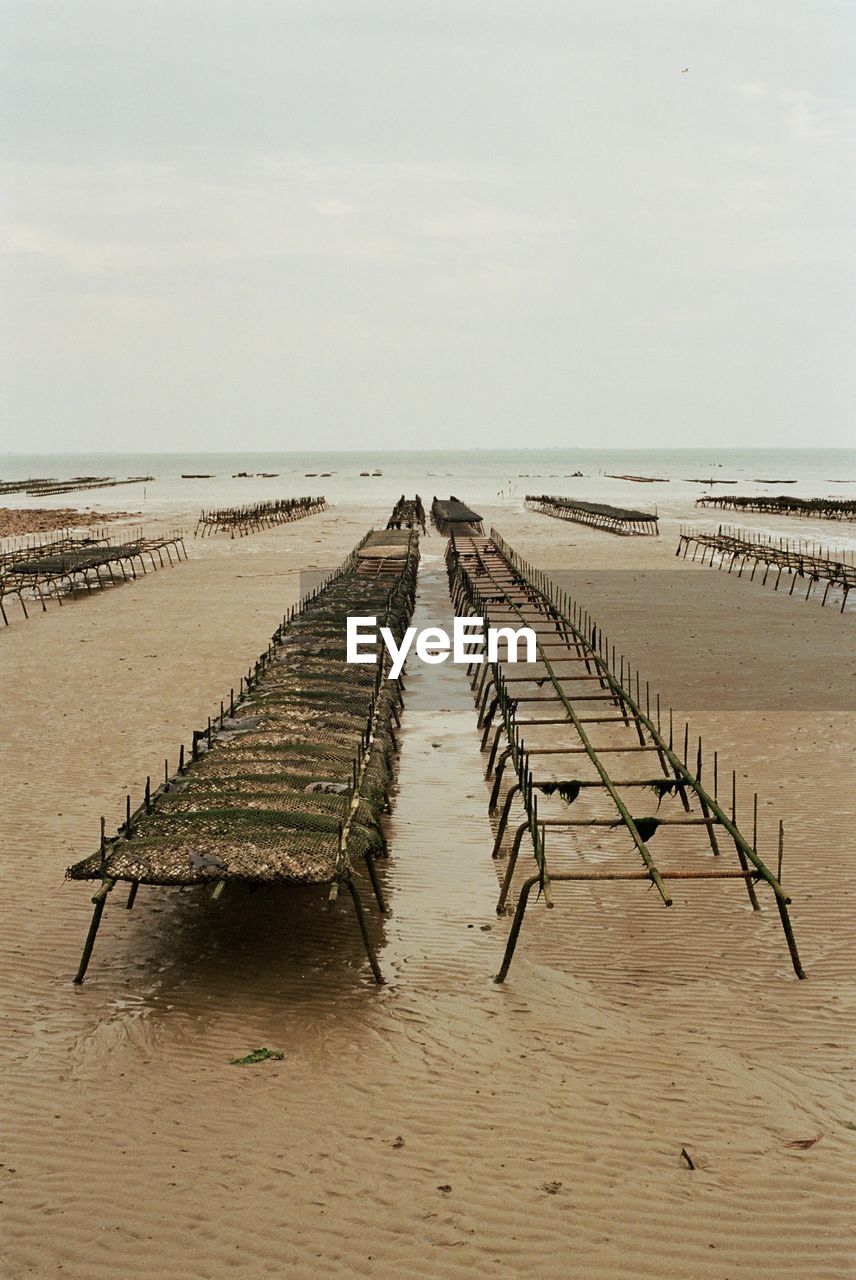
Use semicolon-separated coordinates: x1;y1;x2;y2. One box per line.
2;448;855;520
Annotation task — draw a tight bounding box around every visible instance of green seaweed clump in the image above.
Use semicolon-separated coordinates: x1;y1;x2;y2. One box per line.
230;1047;285;1066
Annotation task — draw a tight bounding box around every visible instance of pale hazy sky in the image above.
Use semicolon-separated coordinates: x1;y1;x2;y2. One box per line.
2;1;854;453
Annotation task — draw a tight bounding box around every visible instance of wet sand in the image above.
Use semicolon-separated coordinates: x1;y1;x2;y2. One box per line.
1;498;854;1278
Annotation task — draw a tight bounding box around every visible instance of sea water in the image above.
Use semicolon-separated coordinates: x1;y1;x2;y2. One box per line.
2;447;855;519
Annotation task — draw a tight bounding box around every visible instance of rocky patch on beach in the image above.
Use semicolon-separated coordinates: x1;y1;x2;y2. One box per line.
0;507;138;537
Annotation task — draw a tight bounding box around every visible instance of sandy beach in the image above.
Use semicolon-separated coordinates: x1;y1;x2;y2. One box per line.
1;488;854;1279
6;0;855;1266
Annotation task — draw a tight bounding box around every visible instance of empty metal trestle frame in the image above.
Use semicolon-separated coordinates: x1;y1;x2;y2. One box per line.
444;526;805;983
67;515;420;985
677;524;854;611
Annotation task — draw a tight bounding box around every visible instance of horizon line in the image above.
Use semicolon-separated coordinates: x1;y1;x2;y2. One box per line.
2;445;852;457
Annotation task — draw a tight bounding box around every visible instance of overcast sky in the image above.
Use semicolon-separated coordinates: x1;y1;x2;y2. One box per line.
2;1;854;453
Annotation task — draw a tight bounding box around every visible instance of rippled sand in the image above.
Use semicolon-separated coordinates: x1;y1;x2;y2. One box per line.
1;497;854;1278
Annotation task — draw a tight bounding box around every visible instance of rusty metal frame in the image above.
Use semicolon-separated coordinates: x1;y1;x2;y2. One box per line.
445;526;805;983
